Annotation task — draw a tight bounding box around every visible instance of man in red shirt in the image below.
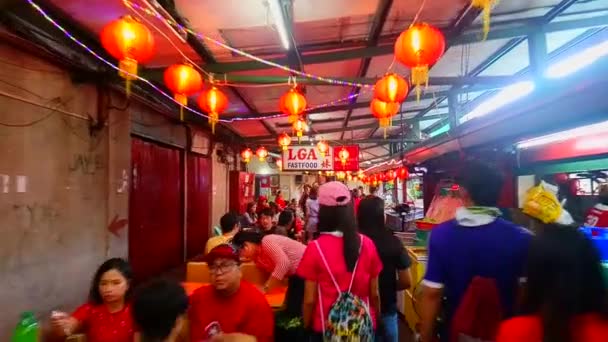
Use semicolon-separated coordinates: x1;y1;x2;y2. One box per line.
189;244;274;342
585;184;608;227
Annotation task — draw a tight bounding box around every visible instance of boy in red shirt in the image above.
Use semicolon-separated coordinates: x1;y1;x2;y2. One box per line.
585;184;608;227
188;245;274;342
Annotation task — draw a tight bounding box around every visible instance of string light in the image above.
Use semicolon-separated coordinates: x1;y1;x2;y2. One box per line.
123;0;373;89
26;0;370;123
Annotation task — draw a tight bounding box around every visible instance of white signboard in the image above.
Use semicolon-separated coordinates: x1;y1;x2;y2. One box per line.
282;146;334;171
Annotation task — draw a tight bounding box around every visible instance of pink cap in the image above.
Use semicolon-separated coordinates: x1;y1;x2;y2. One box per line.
318;181;352;207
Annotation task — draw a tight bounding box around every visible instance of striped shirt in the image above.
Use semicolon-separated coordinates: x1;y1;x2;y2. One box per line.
255;234;306;280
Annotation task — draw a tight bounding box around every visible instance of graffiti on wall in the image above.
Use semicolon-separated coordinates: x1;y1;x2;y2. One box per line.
107;214;128;237
69;153;104;175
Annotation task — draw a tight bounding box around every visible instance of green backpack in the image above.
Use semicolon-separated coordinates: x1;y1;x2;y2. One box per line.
314;239;374;341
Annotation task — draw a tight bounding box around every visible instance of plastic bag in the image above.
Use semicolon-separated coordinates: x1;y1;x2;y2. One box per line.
522;181;562;224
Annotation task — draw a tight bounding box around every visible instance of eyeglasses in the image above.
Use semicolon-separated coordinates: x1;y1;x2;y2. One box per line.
209;263;238;275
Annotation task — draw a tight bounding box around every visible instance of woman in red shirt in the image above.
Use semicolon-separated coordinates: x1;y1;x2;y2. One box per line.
51;258;135;342
497;225;608;342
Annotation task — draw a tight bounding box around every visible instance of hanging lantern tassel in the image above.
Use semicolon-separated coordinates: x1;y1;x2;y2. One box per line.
411;65;429;102
472;0;497;40
175;93;188;121
379;118;391;139
209;112;219;134
119;57;138;97
288;114;298;124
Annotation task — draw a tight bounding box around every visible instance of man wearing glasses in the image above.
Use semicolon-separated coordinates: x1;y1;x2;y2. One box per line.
188;244;274;342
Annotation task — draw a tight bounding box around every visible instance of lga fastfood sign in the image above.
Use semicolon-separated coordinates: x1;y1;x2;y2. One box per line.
282;146;334;171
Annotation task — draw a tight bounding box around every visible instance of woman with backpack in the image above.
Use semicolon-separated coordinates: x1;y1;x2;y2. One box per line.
297;181;383;341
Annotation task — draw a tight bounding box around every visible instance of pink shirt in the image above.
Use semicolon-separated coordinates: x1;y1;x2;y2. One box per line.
296;233;383;333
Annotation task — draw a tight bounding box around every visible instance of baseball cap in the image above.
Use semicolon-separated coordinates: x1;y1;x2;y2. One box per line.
318;181;352;207
203;244;240;264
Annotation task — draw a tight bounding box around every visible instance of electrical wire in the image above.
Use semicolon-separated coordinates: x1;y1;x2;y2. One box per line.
126;1;210;79
410;0;428;28
0;107;56;127
0;88;88;122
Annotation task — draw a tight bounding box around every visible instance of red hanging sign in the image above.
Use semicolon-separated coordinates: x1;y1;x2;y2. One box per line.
332;145;359;172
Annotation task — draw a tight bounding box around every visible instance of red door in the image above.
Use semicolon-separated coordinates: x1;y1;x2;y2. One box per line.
129;138;183;281
186;153;211;259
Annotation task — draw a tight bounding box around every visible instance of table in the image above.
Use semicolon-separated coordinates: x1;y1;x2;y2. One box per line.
182;282;287;309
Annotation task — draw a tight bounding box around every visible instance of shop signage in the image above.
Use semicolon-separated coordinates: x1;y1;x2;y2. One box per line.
333;145;360;172
281;145;360;171
282;146;333;171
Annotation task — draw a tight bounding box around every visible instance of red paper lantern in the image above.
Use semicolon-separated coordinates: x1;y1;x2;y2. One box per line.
164;63;203;120
317;139;329;158
386;170;397;182
198;86;229;134
100;16;155;95
379;173;387;183
280;88;307;123
374;73;409;103
277;133;291;151
397;167;409;180
338;147;350;166
394;23;445;101
371;99;400;137
256;146;268;162
293;118;307;139
241;148;253;163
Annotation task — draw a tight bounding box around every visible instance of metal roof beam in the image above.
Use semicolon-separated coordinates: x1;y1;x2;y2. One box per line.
275;112;446;128
142;71;519;87
340;0;394;138
232;82;506;119
258;138;420;145
156;1;263;136
171;15;608;73
421;0;583;136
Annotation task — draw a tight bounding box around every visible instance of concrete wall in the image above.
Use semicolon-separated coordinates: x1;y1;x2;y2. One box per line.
0;43;228;338
210;143;232;229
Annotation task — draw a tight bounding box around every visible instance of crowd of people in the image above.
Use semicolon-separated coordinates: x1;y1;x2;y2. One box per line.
47;161;608;342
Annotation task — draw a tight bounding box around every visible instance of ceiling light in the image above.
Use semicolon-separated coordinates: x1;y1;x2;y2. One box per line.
268;0;290;50
460;81;535;123
546;40;608;79
516;120;608;149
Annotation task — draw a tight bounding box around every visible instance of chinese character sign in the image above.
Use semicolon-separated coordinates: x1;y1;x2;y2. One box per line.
333;145;360;172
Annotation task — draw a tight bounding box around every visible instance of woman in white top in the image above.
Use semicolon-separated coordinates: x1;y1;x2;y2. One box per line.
305;186;320;243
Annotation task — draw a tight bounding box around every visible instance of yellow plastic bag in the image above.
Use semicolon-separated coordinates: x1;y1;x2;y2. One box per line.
522;182;563;224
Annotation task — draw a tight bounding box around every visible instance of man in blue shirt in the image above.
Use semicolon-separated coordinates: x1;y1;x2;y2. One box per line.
419;161;532;342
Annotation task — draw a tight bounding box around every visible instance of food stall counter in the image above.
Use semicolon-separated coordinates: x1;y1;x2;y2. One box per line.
403;246;428;333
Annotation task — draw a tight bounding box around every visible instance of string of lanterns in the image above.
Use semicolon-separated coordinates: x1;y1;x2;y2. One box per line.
29;0;500;140
95;4;450;138
363;167;410;186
